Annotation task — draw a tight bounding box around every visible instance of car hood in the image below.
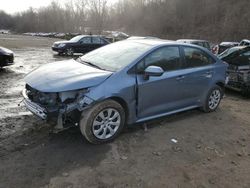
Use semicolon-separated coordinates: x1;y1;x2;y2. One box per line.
0;46;13;55
25;59;113;92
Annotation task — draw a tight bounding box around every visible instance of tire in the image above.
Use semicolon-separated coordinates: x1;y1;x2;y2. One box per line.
201;86;223;113
66;48;74;56
79;100;125;144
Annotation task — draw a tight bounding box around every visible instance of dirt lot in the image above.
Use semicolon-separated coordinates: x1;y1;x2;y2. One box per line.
0;34;250;188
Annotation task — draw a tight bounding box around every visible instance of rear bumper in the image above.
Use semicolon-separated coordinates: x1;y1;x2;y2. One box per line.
22;89;47;119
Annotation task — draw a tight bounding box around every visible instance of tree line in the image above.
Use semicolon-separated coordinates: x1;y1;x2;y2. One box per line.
0;0;249;42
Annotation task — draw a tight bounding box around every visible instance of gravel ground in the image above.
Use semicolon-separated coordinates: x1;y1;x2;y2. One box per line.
0;34;250;188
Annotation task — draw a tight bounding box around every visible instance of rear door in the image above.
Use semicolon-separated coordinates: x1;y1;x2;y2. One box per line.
92;37;108;51
179;46;216;102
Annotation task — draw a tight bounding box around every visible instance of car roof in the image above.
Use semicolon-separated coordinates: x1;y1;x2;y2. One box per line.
177;39;209;43
75;35;105;38
127;39;173;46
120;39;211;51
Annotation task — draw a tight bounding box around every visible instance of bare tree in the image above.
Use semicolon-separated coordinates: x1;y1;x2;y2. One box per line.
88;0;108;34
1;0;250;41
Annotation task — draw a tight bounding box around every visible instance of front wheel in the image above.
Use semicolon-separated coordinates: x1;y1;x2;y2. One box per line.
80;100;125;144
202;86;223;113
66;48;74;56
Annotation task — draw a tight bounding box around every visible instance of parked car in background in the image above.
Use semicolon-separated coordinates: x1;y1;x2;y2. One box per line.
52;35;110;56
0;47;14;68
219;46;250;96
23;39;227;144
239;39;250;46
177;39;211;51
212;42;239;55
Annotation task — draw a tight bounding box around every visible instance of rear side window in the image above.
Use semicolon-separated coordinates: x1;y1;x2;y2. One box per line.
92;37;102;44
80;37;91;44
183;47;214;68
142;46;181;72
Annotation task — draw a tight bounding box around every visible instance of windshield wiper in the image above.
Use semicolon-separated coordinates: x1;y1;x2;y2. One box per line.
77;58;105;70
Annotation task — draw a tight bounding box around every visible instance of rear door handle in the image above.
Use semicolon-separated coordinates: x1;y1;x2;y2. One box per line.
176;75;185;81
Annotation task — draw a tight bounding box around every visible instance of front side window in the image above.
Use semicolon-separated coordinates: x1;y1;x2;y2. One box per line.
183;47;214;68
138;46;181;72
80;37;91;44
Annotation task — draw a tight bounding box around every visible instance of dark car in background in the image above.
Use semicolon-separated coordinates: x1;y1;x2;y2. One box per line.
0;47;14;68
52;35;110;56
219;46;250;96
177;39;211;51
212;42;239;55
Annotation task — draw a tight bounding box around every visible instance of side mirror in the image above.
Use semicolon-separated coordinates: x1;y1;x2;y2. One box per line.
144;66;164;80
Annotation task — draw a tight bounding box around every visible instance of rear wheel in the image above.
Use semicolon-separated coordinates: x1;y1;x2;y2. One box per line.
202;86;223;113
80;100;125;144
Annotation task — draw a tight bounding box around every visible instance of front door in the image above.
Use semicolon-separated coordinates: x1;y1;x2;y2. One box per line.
137;46;187;118
77;37;92;53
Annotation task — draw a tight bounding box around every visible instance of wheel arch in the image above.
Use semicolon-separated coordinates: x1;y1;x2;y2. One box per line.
108;96;129;123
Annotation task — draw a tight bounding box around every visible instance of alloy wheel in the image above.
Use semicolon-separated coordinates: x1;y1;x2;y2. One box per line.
208;89;221;110
66;48;74;56
92;108;121;140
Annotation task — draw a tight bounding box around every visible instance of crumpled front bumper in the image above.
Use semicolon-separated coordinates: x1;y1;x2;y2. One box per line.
22;88;95;127
22;89;47;119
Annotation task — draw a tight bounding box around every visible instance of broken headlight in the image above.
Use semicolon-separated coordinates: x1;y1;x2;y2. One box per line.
37;92;58;106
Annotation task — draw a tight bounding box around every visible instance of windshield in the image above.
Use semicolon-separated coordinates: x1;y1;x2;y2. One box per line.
80;41;152;71
70;35;83;42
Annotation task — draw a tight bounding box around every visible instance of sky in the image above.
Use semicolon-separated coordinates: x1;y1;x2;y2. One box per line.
1;0;54;14
0;0;118;14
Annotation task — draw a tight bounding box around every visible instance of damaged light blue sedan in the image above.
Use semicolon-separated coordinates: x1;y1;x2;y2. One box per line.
23;39;228;144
